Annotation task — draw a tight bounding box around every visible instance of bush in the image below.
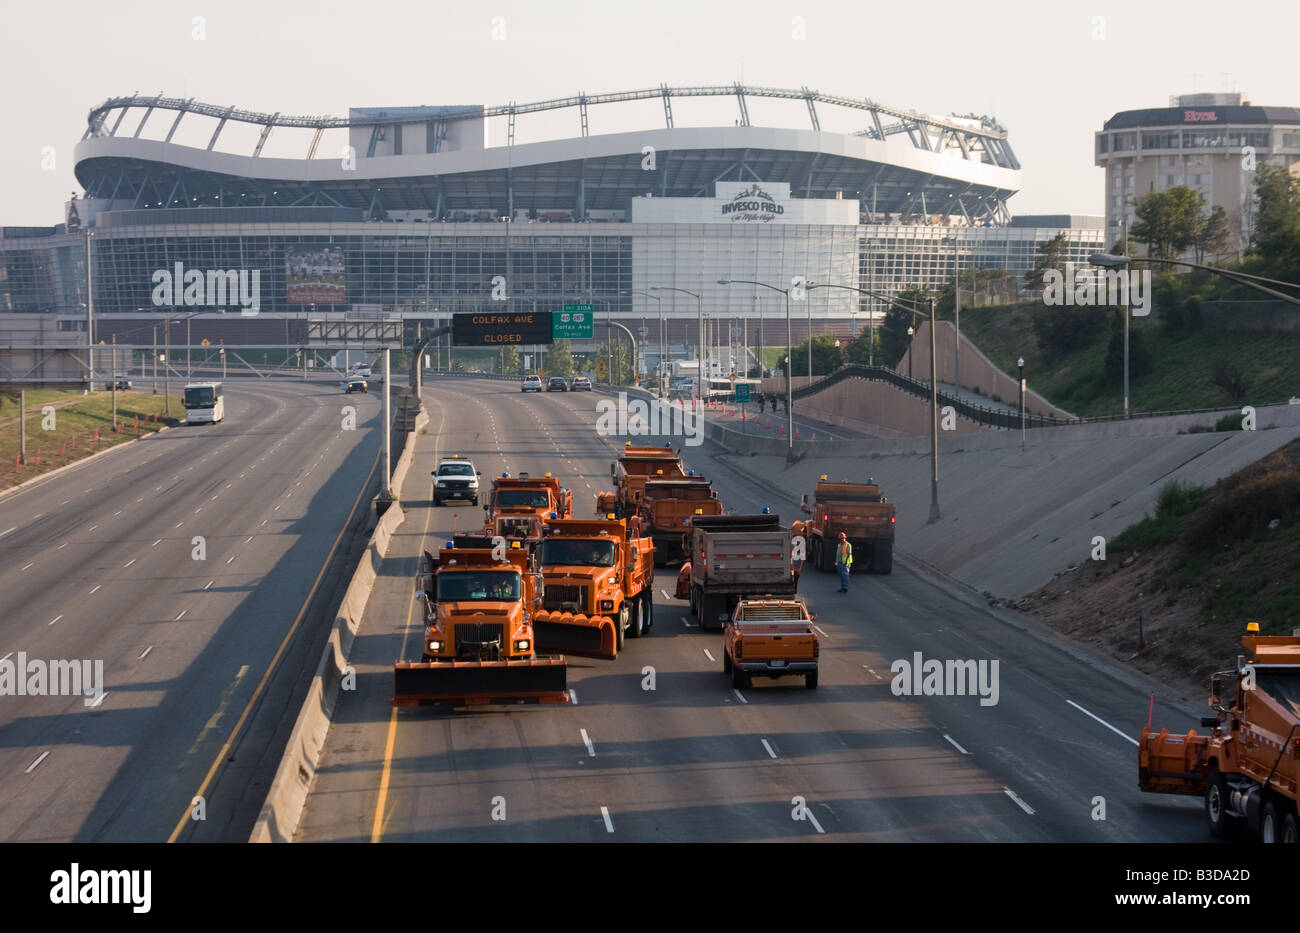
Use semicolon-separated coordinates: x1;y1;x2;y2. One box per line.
1214;412;1244;432
1114;480;1207;550
1190;468;1300;551
1211;361;1249;401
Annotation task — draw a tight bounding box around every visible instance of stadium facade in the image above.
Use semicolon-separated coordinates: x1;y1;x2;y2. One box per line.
2;85;1104;351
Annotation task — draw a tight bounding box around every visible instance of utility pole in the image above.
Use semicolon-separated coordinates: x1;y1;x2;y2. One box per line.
383;347;392;497
186;316;192;379
152;325;157;393
18;389;25;465
163;317;170;416
111;333;118;432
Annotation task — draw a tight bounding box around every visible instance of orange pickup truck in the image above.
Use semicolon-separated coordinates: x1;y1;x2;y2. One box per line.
722;596;819;690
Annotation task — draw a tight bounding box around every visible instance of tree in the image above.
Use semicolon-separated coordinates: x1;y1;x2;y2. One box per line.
878;294;922;371
1024;233;1068;293
844;327;877;365
1032;305;1107;361
1130;186;1207;260
1251;163;1300;280
499;345;522;375
597;341;633;385
1193;205;1231;264
787;333;845;377
546;339;574;378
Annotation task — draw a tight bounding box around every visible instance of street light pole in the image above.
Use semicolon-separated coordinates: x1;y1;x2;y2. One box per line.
907;326;915;379
717;278;794;461
1018;356;1026;450
649;286;704;405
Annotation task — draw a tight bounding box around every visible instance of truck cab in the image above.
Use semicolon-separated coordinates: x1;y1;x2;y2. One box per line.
484;472;572;530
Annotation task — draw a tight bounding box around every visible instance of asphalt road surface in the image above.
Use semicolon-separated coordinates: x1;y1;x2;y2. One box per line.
297;378;1207;843
0;378;383;841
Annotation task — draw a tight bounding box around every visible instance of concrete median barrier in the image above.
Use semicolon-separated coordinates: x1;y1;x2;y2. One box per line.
249;409;427;843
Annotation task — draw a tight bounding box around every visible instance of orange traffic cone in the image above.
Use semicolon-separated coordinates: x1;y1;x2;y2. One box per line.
794;430;800;440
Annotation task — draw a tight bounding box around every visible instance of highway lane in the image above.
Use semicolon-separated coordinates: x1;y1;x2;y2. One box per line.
298;378;1205;843
0;377;385;841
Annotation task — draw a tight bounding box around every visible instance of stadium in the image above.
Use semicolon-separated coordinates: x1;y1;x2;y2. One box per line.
2;84;1104;363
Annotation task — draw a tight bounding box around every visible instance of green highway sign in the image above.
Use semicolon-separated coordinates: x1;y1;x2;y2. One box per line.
735;384;751;403
554;305;594;339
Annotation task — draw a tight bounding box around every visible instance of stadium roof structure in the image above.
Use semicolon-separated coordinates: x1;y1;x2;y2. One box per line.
74;84;1023;224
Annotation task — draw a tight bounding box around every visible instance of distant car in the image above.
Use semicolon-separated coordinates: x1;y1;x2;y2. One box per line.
107;376;131;390
352;363;373;379
432;456;481;506
521;375;543;392
343;377;368;393
547;376;569;392
570;376;592;391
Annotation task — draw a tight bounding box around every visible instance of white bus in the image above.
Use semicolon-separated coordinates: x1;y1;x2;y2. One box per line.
183;382;225;424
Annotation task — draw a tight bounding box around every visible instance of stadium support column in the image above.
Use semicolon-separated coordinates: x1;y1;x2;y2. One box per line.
383;347;392;498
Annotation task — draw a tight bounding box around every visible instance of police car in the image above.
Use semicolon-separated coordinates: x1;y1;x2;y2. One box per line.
432;455;481;505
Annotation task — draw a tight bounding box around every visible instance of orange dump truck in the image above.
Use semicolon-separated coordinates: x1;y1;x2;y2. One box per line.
1139;624;1299;842
392;541;567;706
637;476;724;565
681;513;797;631
483;471;572;536
596;444;685;519
800;476;896;574
723;596;819;690
532;517;656;659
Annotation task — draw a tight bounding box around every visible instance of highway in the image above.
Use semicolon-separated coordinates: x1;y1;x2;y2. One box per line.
297;378;1206;843
0;378;383;842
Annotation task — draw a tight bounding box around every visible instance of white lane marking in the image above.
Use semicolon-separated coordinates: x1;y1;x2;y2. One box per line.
175;610;187;621
123;558;135;568
88;584;101;595
703;648;716;662
761;739;778;759
580;728;596;757
1067;700;1139;746
732;688;748;705
88;692;108;709
204;580;213;590
61;499;70;505
274;505;280;511
680;615;692;628
226;484;233;489
813;625;829;638
151;539;161;547
944;734;970;755
210;495;218;501
568;689;578;705
21;563;33;571
226;555;235;564
863;666;883;680
136;497;143;503
56;542;67;549
805;808;826;834
48;615;62;626
244;536;253;543
24;751;50;774
175;522;184;528
1004;788;1036;815
660;588;673;601
114;510;123;517
260;520;267;526
87;525;97;532
194;508;202;514
600;806;614;834
0;527;16;538
137;646;153;660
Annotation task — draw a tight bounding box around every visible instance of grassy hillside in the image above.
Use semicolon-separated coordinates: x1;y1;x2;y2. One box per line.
1020;438;1300;692
954;302;1300;418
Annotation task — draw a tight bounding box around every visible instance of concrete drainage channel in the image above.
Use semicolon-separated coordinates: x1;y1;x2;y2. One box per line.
248;407;428;843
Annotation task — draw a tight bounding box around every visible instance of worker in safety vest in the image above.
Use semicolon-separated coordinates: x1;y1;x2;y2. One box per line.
835;531;852;592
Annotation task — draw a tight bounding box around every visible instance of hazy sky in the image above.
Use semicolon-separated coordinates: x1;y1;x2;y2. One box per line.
4;0;1297;225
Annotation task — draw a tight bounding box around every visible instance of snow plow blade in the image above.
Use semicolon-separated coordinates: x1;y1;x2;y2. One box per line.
532;610;618;660
1137;726;1211;795
392;657;569;707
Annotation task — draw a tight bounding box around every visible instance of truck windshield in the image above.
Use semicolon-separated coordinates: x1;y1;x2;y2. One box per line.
438;463;474;476
497;489;550;508
437;571;521;601
184;386;215;408
1255;668;1300;719
541;539;617;567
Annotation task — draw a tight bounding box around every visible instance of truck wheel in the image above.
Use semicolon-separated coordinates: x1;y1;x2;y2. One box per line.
1261;799;1283;843
641;592;654;632
731;664;744;690
616;603;628;650
874;542;893;574
805;671;818;689
1282;811;1298;844
723;651;732;673
690;585;701;620
1205;768;1243;838
628;598;643;639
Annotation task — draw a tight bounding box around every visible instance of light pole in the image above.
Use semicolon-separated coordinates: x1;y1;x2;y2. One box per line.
805;281;942;523
1089;252;1300;420
717;278;794;461
592;297;637;385
649;285;704;404
1018;356;1025;450
630;290;664;392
